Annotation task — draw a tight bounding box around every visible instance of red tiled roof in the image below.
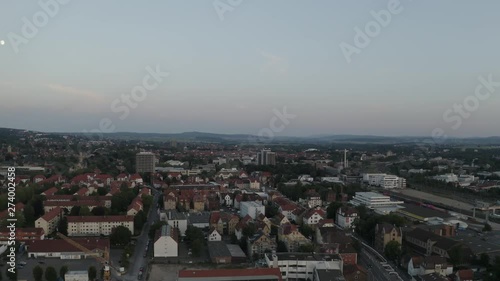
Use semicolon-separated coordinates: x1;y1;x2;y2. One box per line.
67;215;133;223
42;187;58;196
40;207;62;222
178;268;282;280
28;237;109;253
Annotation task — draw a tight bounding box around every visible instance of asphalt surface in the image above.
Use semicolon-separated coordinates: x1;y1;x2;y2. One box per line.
114;187;160;281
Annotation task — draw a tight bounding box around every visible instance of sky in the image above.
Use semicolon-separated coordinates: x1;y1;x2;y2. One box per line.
1;0;499;137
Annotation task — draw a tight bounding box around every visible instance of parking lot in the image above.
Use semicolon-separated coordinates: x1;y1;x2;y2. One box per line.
15;251;101;281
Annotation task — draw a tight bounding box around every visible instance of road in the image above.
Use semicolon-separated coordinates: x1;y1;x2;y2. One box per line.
114;186;161;281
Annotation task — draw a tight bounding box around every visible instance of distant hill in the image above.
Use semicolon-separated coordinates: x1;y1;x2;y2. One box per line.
1;127;500;145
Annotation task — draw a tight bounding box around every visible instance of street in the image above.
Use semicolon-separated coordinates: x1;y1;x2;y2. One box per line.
113;186;161;281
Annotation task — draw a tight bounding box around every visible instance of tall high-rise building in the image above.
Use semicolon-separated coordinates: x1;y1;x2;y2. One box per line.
136;152;155;173
257;149;276;166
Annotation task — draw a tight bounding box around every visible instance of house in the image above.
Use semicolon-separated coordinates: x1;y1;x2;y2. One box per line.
374;223;402;253
42;187;59;196
154;224;179;257
455;269;474;281
302;208;326;229
247;231;277;258
164;191;177;210
336;207;358;229
208;228;222;241
408;256;453;277
305;190;322;208
35;207;62;235
0;228;45;245
33;175;46;183
193;194;205;212
210;211;240;235
164;211;188;236
127;196;143;216
278;224;310;252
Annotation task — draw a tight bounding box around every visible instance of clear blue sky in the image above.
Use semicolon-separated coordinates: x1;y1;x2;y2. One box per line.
1;0;499;137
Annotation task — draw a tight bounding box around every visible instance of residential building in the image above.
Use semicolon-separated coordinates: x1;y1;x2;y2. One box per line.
35;207;62;235
67;216;134;236
278;224;311;252
164;211;188;236
247;231;277;258
257;149;276;166
407;256;453;277
362;173;406;189
336;206;358;229
404;227;471;259
0;227;45;245
240;201;265;219
208;228;222;241
136;152;155;173
154;224;179;257
374;223;402;253
302;208;326;229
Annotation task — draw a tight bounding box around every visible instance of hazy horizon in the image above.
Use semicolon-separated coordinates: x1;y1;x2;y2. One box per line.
2;1;500;138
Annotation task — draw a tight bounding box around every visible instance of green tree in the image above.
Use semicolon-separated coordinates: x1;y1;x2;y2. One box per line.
142;195;153;213
449;245;465;267
60;265;69;280
277;241;287;252
45;266;58;281
480;253;490;267
134;210;147;232
149;221;167;239
69;206;81;216
384;241;402;261
298;243;315;253
88;266;97;281
58;217;68;236
327;202;342;219
91;206;107;216
24;204;36;226
110;226;132;246
299;224;314;239
79;206;91;216
483;223;492;232
192;239;203;257
32;265;43;281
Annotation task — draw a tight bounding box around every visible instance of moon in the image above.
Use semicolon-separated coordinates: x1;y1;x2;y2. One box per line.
0;40;5;46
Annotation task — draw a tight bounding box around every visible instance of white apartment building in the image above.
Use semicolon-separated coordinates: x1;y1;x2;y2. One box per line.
433;173;458;183
67;216;134;236
240;201;265;219
165;211;188;236
265;252;343;281
35;207;62;235
363;173;406;189
349;192;404;214
154;224;178;257
336;206;358;229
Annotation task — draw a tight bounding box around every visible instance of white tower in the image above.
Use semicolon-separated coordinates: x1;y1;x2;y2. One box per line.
344;149;348;169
